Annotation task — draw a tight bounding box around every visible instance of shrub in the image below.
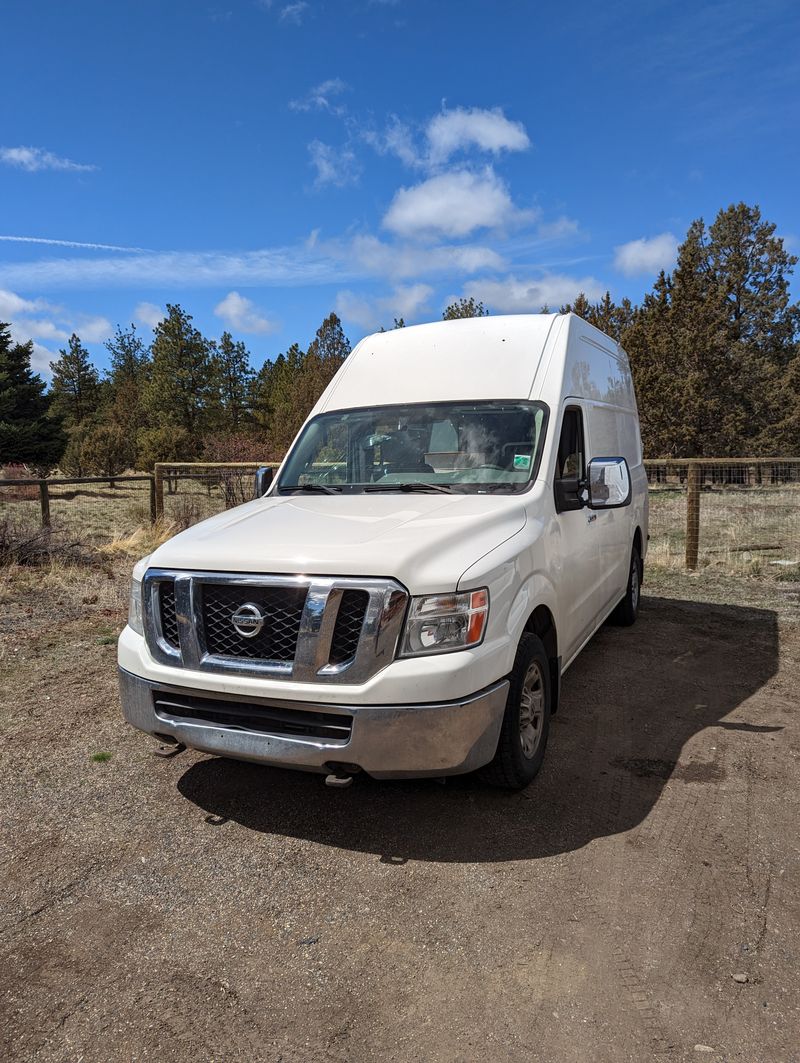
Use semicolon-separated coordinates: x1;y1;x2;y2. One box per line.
0;517;96;567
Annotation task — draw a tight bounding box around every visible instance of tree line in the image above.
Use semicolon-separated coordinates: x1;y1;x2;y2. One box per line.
1;202;798;475
0;308;351;476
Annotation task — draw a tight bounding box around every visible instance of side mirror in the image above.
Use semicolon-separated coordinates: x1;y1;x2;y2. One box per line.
254;466;274;498
587;457;631;509
554;476;585;512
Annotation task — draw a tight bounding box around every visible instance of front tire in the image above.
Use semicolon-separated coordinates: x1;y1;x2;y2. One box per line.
479;632;552;791
610;545;642;626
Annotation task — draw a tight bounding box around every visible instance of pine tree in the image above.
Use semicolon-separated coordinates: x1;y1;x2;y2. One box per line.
145;304;213;443
296;313;351;442
208;332;254;433
106;324;150;386
560;293;593;320
49;334;101;428
306;312;351;363
104;325;150;439
268;344;306;451
0;324;66;471
442;297;488;320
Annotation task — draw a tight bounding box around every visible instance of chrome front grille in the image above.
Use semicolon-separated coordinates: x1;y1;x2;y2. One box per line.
200;583;307;661
329;590;370;665
158;581;180;650
144;570;407;684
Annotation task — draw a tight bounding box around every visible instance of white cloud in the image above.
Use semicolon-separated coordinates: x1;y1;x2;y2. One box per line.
308;140;360;188
536;215;581;241
363;116;423;169
614;232;678;276
0;234;147;252
462;273;605;314
0;247;344;289
279;2;308;24
214;291;276;334
346;234;505;279
0;288;110;357
0;235;502;290
290;78;348;113
382;168;527;239
75;315;112;342
29;342;56;375
426;107;530;165
0;288;58;319
335;283;433;331
0;146;96;173
365;107;530;172
12;318;69;342
134;302;165;328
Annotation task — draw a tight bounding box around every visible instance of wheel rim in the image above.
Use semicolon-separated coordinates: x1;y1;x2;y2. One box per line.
630;558;640;611
519;661;545;760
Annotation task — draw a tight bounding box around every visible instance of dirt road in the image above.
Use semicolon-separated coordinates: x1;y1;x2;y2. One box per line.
1;571;799;1062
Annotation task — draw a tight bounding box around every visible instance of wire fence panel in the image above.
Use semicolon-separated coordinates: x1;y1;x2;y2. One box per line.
0;475;156;545
644;460;800;577
154;462;275;525
2;461;798;580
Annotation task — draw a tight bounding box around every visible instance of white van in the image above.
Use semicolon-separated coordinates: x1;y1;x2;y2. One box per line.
119;313;648;790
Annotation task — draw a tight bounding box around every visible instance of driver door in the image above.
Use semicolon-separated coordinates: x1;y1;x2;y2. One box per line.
552;404;605;662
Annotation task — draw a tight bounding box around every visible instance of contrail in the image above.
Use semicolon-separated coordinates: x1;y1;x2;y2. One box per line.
0;235;150;253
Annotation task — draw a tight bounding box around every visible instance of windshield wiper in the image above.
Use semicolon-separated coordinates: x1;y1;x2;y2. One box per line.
364;481;453;494
279;483;339;495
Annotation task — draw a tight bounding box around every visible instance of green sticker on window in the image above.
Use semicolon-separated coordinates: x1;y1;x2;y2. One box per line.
513;454;531;470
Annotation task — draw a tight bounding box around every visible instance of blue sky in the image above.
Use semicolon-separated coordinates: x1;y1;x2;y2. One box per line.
2;0;799;377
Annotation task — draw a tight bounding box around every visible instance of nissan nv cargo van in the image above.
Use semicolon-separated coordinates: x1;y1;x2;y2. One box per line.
119;313;648;790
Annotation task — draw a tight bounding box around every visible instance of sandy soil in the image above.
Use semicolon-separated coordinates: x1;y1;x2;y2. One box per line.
1;566;799;1062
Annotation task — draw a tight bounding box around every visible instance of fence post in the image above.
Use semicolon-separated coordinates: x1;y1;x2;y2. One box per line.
38;482;50;527
39;480;51;528
685;462;700;570
154;464;164;520
149;476;157;525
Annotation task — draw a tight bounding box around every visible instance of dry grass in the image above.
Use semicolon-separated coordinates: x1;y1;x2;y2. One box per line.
648;483;800;579
99;518;183;559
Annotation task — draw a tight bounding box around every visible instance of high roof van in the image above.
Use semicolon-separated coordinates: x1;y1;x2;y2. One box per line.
119;313;648;790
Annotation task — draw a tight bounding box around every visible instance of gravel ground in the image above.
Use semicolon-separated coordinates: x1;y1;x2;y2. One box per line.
1;566;799;1062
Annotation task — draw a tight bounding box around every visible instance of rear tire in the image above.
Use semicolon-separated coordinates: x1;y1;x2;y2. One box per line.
610;545;642;626
479;632;552;791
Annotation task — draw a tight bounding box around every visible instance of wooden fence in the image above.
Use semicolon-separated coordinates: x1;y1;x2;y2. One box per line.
2;459;798;575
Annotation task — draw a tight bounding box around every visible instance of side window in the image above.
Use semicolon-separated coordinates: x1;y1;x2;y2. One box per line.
556;407;585;482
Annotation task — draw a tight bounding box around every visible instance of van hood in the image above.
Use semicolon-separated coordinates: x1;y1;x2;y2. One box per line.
149;492;527;594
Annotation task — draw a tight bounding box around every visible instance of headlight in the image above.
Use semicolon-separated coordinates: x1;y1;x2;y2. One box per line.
127;554;151;636
399;588;489;657
128;577;144;635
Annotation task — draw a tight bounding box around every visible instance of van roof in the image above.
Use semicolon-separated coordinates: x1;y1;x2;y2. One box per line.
318;314;561;412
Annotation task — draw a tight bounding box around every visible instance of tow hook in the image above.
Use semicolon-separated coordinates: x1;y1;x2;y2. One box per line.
152;740;186;759
324;762;360;788
325;772;353;788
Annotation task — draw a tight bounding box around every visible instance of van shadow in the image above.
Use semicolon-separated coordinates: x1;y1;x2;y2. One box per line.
177;596;780;863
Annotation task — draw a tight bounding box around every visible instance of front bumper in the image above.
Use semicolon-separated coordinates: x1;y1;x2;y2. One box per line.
118;667;508;779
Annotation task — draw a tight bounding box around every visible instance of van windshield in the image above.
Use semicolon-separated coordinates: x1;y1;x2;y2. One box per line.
277;401;548;495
